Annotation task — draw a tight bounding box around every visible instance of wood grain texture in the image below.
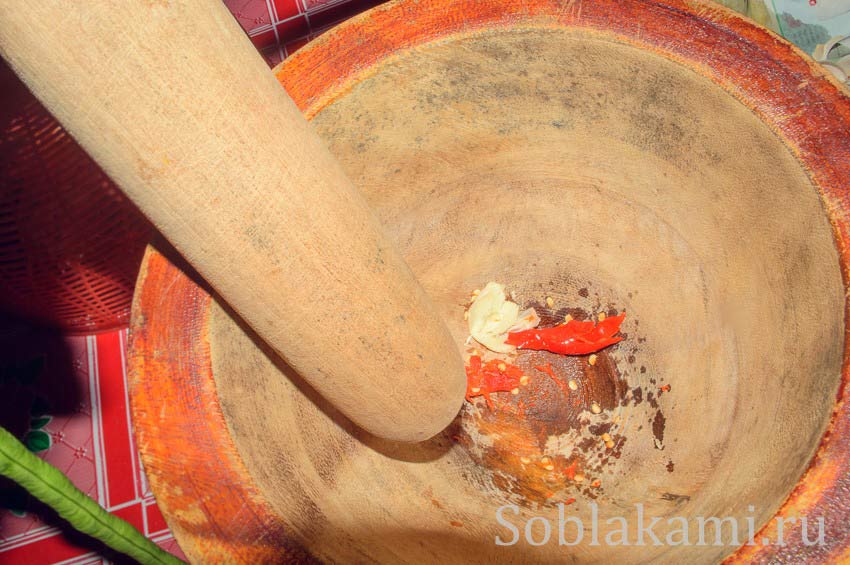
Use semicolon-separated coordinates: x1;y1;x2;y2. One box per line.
129;0;850;562
0;0;466;442
129;254;316;563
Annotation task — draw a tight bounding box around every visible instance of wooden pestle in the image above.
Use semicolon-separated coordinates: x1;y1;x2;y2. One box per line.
0;1;466;442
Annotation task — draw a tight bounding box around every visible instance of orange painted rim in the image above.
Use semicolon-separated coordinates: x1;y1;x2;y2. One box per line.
130;0;850;561
129;258;316;562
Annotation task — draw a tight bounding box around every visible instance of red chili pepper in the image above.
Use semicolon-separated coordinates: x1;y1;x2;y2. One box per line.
506;313;626;355
465;356;524;409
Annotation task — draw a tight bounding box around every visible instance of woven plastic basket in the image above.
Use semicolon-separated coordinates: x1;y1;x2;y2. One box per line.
0;59;152;334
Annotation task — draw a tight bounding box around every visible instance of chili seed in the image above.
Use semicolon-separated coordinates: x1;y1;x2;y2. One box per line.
589;354;598;366
498;362;507;371
591;402;602;414
520;375;530;385
511;388;520;395
471;387;481;393
598;312;606;321
568;380;578;391
546;296;554;308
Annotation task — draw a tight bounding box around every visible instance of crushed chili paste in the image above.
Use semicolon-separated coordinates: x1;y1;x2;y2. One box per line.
465;356;525;410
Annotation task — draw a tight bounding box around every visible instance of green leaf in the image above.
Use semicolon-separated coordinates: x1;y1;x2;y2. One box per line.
0;426;184;564
24;431;50;453
29;416;51;430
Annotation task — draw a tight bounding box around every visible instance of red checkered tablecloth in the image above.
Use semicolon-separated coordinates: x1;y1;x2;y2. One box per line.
227;0;383;66
0;330;184;564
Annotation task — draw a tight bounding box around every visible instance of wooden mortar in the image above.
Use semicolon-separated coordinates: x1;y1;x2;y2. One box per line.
129;0;850;562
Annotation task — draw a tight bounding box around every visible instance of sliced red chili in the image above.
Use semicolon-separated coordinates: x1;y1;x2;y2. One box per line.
506;313;626;355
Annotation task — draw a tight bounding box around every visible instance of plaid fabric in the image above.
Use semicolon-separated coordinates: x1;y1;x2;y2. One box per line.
228;0;384;66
